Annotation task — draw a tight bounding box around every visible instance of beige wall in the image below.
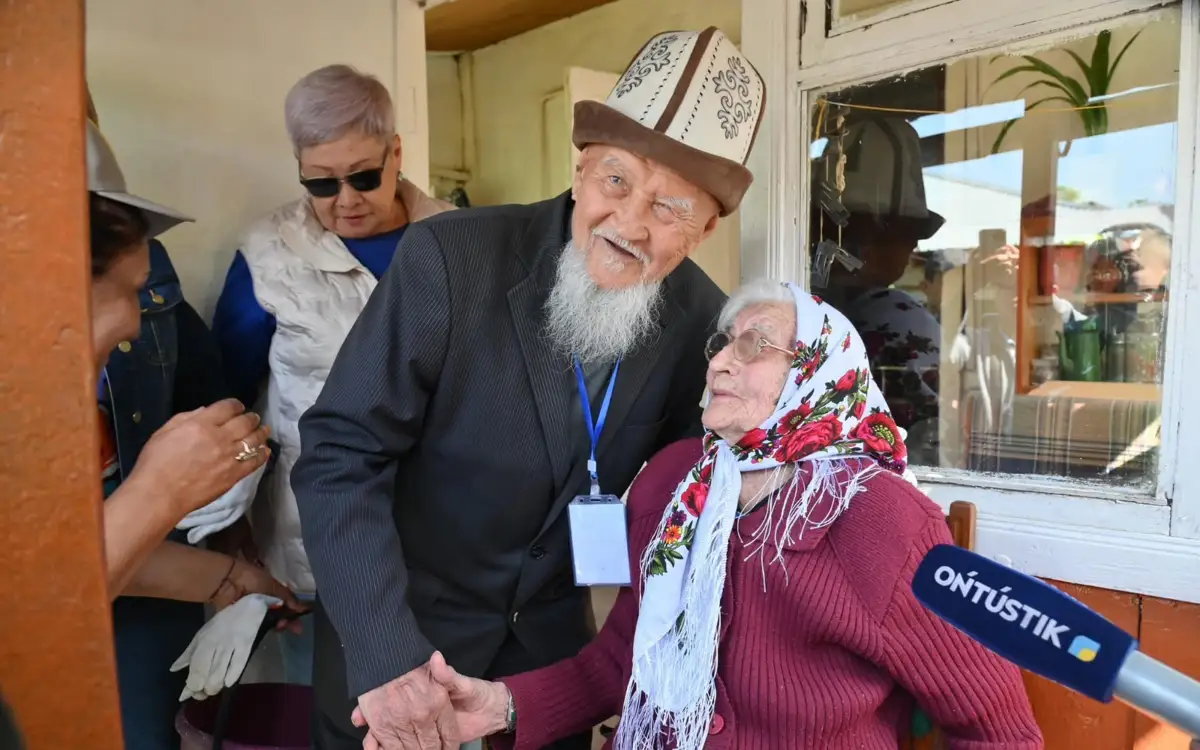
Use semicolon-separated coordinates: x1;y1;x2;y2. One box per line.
428;0;744;292
87;0;430;317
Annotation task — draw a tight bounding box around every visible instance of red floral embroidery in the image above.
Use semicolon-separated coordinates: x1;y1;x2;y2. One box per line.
774;414;843;462
851;411;908;463
779;403;813;430
851;399;866;420
736;428;769;452
833;369;857;393
682;483;708;517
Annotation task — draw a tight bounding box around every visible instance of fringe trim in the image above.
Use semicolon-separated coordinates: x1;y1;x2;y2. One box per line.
617;455;880;750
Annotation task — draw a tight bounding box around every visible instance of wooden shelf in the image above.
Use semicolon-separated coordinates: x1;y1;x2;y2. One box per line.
1028;380;1161;401
1030;291;1168;306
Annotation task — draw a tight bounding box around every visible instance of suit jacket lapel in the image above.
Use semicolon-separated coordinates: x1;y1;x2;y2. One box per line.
596;290;684;457
533;284;686;541
508;194;575;490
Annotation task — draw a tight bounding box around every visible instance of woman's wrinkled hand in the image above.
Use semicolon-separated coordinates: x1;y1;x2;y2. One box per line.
128;398;271;520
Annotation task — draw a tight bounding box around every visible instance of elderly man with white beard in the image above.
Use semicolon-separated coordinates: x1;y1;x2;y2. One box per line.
291;27;765;750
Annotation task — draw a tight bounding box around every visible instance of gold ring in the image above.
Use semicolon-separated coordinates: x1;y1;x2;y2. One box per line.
235;440;262;463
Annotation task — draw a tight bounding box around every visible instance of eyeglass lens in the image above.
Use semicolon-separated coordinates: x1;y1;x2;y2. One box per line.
705;330;765;362
301;168;385;199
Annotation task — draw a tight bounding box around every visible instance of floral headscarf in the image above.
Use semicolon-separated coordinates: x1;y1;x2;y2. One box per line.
615;282;907;750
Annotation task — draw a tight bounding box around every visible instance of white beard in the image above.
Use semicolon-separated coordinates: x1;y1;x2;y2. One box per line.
545;240;663;365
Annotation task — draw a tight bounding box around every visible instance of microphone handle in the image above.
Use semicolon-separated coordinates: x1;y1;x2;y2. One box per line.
1112;650;1200;739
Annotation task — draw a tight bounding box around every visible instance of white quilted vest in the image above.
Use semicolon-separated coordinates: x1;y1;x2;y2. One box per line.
240;180;451;593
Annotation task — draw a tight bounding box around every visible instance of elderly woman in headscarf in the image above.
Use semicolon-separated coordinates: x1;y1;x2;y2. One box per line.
417;280;1043;749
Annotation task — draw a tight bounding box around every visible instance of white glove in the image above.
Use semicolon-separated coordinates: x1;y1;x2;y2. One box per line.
176;461;266;544
171;593;280;702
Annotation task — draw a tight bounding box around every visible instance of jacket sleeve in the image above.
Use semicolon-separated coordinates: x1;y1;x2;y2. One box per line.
494;567;639;750
291;222;450;697
489;442;701;749
211;251;276;409
878;523;1044;750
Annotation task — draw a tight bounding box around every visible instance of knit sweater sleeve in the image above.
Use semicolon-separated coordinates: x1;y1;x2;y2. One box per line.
493;584;638;750
877;522;1045;750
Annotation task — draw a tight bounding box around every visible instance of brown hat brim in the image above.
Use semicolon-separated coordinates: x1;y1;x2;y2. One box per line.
572;100;753;217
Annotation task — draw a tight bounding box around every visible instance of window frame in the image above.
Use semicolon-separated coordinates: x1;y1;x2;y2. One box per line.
740;0;1200;603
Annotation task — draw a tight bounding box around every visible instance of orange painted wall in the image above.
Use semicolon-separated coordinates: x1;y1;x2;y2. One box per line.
1024;581;1200;750
0;1;125;748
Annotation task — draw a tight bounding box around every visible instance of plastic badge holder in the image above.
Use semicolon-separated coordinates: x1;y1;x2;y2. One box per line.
567;495;632;587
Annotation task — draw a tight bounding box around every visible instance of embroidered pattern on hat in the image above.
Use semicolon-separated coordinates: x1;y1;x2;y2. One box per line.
615;34;679;98
714;57;754;139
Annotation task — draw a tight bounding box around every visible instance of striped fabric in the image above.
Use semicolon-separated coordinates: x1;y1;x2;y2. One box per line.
965;390;1160;481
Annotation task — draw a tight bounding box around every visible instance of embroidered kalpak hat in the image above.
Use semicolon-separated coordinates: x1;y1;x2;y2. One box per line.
572;27;766;216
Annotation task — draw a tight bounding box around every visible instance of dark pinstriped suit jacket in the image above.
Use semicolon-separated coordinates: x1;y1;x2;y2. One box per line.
291;191;725;711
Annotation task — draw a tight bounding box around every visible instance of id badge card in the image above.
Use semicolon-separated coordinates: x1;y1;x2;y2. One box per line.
567;494;631;587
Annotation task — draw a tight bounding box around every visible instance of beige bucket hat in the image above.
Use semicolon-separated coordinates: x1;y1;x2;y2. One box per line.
86;120;193;238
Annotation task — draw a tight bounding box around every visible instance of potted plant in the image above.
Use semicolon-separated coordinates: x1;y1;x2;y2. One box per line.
989;28;1142;155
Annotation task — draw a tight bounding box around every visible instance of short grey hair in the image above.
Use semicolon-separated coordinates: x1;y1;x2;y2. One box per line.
284;64;394;152
717;278;794;330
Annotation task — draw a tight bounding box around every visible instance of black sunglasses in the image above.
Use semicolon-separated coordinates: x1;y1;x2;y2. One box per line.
298;144;389;199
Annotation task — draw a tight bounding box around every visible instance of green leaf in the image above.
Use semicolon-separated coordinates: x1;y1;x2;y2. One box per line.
1090;104;1109;136
1018;55;1090;104
989;95;1073;154
648;555;667;576
1026;94;1077;111
1014;78;1077;102
986;64;1046;91
1062;49;1099;94
1109;29;1144;82
1090;31;1111;95
991;119;1020;155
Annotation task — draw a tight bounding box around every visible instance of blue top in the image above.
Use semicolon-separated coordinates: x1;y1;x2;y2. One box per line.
211;224;409;407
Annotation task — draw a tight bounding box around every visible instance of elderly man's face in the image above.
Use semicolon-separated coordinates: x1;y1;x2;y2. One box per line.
299;132;404;239
571;145;720;289
703;302;796;444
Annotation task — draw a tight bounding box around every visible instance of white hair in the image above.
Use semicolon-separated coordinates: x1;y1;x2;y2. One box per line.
717;278;795;330
545;241;663;365
284;64;394;152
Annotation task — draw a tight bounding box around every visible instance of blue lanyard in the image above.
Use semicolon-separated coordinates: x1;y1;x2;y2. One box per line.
574;356;621;496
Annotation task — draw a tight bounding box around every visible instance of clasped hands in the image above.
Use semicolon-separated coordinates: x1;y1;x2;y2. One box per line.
352;652;511;750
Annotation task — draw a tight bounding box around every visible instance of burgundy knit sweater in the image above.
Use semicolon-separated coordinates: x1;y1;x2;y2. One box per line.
497;438;1044;750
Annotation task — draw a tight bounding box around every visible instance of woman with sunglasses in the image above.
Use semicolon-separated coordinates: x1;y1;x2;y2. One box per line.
417;280;1042;750
210;64;453;686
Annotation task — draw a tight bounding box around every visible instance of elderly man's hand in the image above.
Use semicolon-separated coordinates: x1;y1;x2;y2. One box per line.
351;656;459;750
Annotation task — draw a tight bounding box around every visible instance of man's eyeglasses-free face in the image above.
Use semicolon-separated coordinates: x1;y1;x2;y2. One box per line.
298;144;390;199
704;329;794;363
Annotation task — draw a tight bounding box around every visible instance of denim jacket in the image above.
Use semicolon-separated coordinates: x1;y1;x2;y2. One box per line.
102;241;230;750
102;240;230;481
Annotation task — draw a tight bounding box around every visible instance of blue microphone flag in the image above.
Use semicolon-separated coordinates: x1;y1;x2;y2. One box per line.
912;544;1137;702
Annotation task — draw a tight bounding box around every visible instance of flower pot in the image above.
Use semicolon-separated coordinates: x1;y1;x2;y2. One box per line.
1040;245;1085;296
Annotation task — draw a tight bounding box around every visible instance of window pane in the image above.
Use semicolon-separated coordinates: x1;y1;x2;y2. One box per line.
833;0;913;23
806;9;1179;487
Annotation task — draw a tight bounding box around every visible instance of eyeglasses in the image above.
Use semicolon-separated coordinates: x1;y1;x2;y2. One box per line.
704;329;794;363
298;144;389;199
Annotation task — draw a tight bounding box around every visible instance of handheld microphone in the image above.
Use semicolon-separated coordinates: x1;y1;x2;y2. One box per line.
913;544;1200;739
